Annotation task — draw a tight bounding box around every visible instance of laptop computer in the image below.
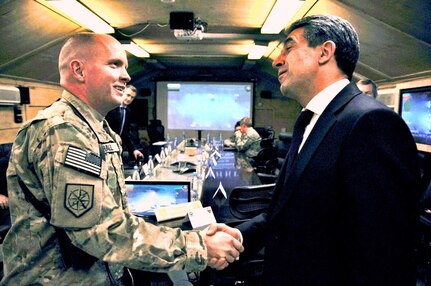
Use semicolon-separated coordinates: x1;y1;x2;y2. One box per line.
125;180;191;217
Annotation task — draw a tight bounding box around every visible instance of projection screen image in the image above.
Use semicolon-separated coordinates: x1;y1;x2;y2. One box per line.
157;81;254;131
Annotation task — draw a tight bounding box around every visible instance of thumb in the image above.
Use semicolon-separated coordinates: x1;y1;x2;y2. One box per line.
205;223;218;236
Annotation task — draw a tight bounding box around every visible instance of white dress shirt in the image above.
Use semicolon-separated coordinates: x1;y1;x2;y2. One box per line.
299;79;350;152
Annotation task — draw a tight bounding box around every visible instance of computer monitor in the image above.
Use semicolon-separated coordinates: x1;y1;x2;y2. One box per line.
398;85;431;152
125;180;191;216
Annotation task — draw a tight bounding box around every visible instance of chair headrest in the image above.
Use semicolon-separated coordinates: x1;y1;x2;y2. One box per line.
229;184;275;220
278;132;293;142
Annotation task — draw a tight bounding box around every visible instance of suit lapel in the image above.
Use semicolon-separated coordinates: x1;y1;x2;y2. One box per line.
270;83;361;221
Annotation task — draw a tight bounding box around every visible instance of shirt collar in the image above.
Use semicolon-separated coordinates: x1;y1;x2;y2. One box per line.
305;79;350;115
61;90;107;137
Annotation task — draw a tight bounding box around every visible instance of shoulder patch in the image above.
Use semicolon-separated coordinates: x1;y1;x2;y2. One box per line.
64;146;102;176
64;184;94;217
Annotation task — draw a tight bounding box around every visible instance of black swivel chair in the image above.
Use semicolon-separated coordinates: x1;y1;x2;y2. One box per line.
229;183;275;221
250;138;279;184
255;132;293;184
275;131;292;159
147;119;165;144
147;119;165;156
254;126;275;140
222;183;275;286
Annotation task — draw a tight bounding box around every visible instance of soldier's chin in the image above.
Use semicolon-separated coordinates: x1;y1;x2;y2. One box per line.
280;85;291;97
113;95;123;105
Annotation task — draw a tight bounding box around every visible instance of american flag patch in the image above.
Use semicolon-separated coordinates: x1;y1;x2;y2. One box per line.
64;146;102;176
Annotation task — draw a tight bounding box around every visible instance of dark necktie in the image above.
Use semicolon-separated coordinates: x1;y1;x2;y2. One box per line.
287;109;314;168
119;106;126;136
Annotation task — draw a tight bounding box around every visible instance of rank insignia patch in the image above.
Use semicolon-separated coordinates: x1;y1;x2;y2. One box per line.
64;146;102;176
64;184;94;217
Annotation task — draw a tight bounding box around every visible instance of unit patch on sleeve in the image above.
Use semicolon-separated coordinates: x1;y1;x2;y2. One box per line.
64;184;94;217
64;145;102;176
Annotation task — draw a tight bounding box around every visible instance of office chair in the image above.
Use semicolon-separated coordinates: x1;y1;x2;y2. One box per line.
147;119;165;144
275;132;292;159
254;126;275;140
229;183;275;220
256;132;292;184
251;139;278;179
222;183;275;286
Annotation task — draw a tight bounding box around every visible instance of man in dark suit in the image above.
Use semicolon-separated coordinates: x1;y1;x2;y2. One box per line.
106;84;145;161
215;15;420;285
356;78;378;98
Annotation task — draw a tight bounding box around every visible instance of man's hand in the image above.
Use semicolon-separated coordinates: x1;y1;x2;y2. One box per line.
133;149;144;160
0;194;9;209
203;223;244;270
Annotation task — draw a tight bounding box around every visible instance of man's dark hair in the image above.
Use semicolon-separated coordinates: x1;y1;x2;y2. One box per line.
285;14;360;80
357;79;378;98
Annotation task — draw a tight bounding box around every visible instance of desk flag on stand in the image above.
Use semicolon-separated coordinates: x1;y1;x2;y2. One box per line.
206;167;216;179
212;181;227;199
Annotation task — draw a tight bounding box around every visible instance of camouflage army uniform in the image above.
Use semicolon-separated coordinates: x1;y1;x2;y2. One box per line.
234;127;262;157
1;91;207;285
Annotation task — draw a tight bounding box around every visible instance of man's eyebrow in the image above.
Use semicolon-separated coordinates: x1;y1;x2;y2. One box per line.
283;37;294;46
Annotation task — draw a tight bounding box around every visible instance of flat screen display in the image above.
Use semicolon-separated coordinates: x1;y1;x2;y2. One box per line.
156;81;254;131
125;180;191;216
399;86;431;148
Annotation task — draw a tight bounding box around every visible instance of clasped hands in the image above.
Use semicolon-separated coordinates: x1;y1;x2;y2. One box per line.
203;223;244;270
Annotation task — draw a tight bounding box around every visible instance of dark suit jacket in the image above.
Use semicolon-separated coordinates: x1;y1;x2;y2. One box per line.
237;83;421;286
105;106;141;153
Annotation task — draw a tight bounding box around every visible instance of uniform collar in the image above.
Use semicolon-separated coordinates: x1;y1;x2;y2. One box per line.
61;90;112;143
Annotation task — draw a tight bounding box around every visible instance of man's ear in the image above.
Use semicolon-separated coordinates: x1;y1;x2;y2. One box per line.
318;40;336;65
70;60;85;81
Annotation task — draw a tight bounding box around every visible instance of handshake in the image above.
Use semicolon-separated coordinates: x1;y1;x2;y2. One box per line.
203;223;244;270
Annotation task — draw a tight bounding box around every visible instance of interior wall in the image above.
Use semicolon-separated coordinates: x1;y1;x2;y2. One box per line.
0;77;62;144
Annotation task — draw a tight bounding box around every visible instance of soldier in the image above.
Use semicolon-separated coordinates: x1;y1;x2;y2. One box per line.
1;33;243;285
232;117;262;157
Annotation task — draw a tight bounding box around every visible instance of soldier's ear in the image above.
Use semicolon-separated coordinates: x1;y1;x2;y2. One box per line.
70;60;85;82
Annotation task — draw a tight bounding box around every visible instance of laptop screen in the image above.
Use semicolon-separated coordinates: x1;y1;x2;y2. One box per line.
125;180;191;216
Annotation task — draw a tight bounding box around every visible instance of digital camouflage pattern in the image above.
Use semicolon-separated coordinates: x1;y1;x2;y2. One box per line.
234;127;262;157
1;91;207;285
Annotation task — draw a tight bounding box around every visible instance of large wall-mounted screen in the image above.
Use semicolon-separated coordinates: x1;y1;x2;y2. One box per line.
156;81;254;132
399;85;431;152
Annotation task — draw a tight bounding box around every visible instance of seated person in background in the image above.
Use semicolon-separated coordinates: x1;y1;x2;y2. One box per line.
106;84;145;161
224;120;240;147
356;78;378;98
227;117;262;157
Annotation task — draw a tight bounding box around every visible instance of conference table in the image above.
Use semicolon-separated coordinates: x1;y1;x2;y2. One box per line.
131;145;262;226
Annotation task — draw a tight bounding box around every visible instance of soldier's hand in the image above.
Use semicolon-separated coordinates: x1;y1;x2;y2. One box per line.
203;226;244;266
208;257;228;270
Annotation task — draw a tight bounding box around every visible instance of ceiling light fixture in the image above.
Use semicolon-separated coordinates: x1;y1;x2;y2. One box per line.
248;43;268;60
261;0;305;34
121;41;150;58
43;0;114;34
